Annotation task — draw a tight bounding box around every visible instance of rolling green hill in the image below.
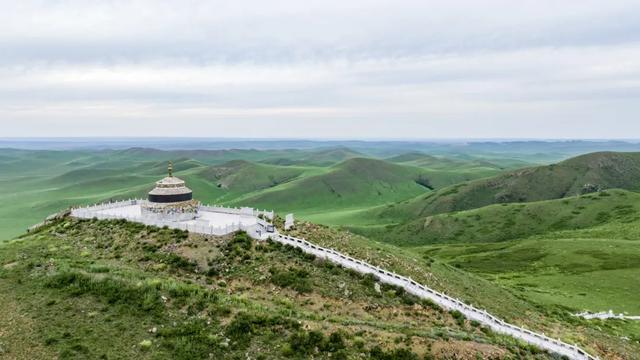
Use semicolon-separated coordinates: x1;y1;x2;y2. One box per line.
0;218;558;359
386;152;536;171
230;158;432;214
388;152;499;171
371;189;640;246
375;152;640;224
294;147;364;166
110;147;361;167
260;147;364;166
194;160;324;199
415;207;640;324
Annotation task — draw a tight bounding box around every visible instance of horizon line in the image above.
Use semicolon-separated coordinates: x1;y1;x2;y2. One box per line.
2;137;640;142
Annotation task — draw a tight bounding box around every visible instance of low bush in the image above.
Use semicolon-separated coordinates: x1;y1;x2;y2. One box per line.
269;267;312;293
225;312;299;349
369;346;419;360
285;330;346;357
449;310;466;326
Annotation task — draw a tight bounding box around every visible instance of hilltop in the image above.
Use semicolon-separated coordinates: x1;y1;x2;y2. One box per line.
0;218;552;359
374;152;640;223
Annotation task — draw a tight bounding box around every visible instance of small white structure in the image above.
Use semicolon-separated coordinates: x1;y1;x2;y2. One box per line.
575;310;640;320
284;213;295;230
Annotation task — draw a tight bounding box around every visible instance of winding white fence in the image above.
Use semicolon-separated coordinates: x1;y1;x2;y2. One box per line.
272;234;598;360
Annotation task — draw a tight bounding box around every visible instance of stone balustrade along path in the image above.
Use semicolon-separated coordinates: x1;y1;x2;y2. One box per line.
273;234;598;360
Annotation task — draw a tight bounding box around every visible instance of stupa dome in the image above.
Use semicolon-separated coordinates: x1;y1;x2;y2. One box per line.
147;162;193;203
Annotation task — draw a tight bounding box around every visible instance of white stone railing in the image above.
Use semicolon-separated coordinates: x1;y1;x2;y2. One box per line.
71;199;141;212
193;204;274;219
70;200;259;236
71;199;274;219
576;311;640;321
271;234;598;360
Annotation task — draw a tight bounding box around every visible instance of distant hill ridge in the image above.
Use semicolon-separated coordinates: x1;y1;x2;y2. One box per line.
376;151;640;222
230;157;433;211
197;160;308;193
374;189;640;246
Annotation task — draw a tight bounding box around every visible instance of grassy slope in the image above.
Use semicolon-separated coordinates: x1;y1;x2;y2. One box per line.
372;151;640;225
229;158;432;216
370;189;640;246
388;152;501;172
0;219;546;360
260;147;365;167
193;160;326;202
417;219;640;330
359;190;640;353
284;222;639;359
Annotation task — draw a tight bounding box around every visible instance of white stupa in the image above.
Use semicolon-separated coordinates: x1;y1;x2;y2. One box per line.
141;161;199;221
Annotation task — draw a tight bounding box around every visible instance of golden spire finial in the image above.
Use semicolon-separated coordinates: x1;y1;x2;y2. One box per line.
168;161;173;177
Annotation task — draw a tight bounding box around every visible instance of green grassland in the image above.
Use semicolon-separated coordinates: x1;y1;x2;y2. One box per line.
369;152;640;225
3;147;640;358
419;236;640;313
228;158;432;213
0;149;502;240
387;152;511;173
361;189;640;356
0;218;555;359
367;189;640;246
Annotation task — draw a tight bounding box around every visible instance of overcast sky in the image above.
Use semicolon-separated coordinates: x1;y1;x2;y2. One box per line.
1;0;640;139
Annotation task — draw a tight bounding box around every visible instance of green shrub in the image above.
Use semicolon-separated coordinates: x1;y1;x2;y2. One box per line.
326;332;346;352
269;267;312;293
148;252;196;272
421;298;442;312
139;340;152;351
286;330;345;356
229;231;252;251
225;312;299;349
288;330;325;355
449;310;466;326
369;346;419;360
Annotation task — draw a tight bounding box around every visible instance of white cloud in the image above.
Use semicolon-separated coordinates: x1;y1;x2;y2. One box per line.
0;0;639;138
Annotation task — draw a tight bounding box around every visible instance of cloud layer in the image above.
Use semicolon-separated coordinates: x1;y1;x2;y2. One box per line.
2;0;640;138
